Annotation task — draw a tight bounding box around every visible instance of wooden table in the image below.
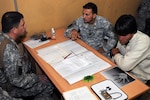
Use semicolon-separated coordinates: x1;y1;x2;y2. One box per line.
24;28;149;100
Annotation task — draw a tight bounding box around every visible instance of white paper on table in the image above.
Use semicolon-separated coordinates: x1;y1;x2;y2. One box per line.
37;40;111;84
37;44;74;64
23;39;50;49
37;40;87;64
63;86;97;100
51;51;111;84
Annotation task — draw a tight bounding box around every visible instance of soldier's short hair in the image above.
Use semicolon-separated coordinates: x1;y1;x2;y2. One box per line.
1;11;24;33
83;2;97;14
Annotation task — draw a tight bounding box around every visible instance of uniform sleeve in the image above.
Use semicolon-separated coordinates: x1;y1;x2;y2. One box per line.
3;44;39;89
114;36;150;71
102;21;117;53
0;87;22;100
64;17;81;37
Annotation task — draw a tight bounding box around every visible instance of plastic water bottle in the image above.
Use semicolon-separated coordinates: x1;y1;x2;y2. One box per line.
51;28;56;39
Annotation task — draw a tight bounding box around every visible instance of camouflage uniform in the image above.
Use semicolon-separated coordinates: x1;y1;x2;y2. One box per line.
136;0;150;31
65;16;117;58
0;87;22;100
0;33;54;100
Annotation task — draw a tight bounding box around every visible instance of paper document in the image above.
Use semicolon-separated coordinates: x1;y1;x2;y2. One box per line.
51;51;111;84
37;40;111;84
23;39;50;49
37;40;87;64
63;86;97;100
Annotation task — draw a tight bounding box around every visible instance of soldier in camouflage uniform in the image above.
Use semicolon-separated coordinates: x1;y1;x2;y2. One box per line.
65;2;117;58
0;11;54;100
136;0;150;32
0;87;22;100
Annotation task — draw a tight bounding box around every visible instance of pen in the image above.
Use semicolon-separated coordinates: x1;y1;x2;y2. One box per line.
64;53;72;59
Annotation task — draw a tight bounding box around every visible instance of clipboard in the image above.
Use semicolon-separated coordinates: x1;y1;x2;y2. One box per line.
91;80;128;100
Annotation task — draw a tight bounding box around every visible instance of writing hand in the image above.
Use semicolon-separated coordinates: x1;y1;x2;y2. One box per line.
70;29;80;40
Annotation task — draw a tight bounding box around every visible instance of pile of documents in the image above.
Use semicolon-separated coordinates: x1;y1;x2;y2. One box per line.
37;40;111;84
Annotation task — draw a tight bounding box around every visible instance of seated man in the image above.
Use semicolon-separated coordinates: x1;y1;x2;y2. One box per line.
0;87;22;100
111;14;150;84
0;11;54;99
65;2;117;58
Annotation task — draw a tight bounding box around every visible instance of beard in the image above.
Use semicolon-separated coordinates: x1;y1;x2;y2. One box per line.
16;31;27;44
84;18;95;24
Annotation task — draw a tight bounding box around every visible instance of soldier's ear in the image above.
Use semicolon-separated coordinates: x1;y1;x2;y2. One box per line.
11;27;18;35
93;13;96;19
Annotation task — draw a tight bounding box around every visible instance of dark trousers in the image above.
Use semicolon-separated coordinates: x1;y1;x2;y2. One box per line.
146;80;150;87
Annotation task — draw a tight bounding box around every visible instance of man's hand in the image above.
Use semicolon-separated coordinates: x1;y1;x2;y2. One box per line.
39;74;49;84
98;47;105;54
111;48;120;56
69;29;80;40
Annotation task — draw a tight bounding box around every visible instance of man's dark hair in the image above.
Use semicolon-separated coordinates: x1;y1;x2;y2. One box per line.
83;2;97;14
1;11;24;33
114;14;137;36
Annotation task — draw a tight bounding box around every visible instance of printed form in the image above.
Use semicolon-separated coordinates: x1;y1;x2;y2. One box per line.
63;86;97;100
37;40;111;84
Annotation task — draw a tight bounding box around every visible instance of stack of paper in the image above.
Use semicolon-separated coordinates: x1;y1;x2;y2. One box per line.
37;40;111;84
63;86;97;100
24;39;50;48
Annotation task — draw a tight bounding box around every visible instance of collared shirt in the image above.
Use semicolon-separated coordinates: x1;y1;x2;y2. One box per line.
114;31;150;81
65;16;117;57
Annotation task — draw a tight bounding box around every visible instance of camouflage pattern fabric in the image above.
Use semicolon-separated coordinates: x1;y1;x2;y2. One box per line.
136;0;150;31
0;87;22;100
0;34;54;100
65;16;117;58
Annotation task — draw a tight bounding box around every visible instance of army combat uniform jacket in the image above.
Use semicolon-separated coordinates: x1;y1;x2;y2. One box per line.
0;33;54;99
0;87;22;100
65;15;117;58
